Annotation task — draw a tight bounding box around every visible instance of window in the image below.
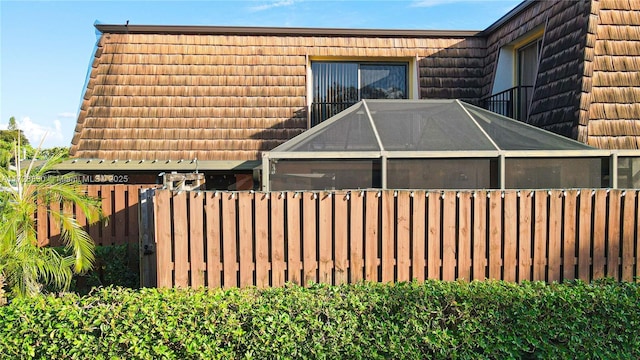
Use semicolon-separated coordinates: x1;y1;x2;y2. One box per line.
485;28;543;121
311;62;408;126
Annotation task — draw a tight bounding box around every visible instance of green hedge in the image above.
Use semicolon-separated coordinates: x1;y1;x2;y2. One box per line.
1;280;639;359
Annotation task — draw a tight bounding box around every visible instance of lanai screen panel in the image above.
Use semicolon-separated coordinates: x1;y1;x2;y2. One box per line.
269;159;381;191
273;103;381;152
617;157;640;188
505;157;606;189
465;105;595;150
367;101;497;151
387;158;499;189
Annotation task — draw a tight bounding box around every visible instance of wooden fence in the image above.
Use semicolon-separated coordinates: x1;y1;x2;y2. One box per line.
144;189;640;288
37;184;149;247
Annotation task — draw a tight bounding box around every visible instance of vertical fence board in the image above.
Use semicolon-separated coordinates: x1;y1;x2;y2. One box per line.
503;191;517;282
621;191;636;282
457;192;471;281
349;192;364;283
412;191;427;281
128;187;140;243
255;194;270;288
271;193;286;287
364;192;379;282
607;190;621;280
533;191;548;282
102;185;114;245
173;192;189;287
473;191;487;280
563;190;578;281
318;193;333;284
488;193;502;280
286;192;302;285
442;192;457;281
139;189;156;288
148;188;638;288
518;191;533;282
547;190;562;282
238;192;254;288
396;192;411;282
205;192;222;288
114;186;127;245
155;190;173;287
37;197;49;246
382;191;395;283
578;191;593;281
87;186;101;246
189;192;205;287
303;193;317;285
428;193;442;280
334;192;349;285
222;193;238;288
592;191;607;279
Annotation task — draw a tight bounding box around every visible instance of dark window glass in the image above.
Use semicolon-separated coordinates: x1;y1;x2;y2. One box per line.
311;62;407;126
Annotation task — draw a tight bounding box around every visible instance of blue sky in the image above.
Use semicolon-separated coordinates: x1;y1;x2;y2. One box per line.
1;0;521;148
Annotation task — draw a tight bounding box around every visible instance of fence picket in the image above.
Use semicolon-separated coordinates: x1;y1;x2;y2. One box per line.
578;191;592;281
189;192;205;287
238;192;254;288
457;192;471;281
364;192;379;281
155;190;173;287
488;193;502;280
318;192;333;284
271;192;286;287
592;191;607;279
255;193;270;288
303;193;317;285
563;190;578;281
286;192;302;285
334;191;349;285
621;191;636;281
503;191;517;282
411;191;427;281
173;191;189;287
607;190;621;280
349;191;365;283
472;191;487;280
548;190;562;282
427;192;442;280
518;191;533;282
442;192;456;281
533;191;548;282
222;193;238;288
205;192;222;288
396;191;411;282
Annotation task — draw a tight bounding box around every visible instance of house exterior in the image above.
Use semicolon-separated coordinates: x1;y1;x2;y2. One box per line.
64;0;640;190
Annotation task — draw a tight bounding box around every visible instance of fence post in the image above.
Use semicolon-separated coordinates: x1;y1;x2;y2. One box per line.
139;188;157;288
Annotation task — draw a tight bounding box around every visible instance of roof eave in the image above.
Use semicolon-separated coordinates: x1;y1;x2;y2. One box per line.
94;24;481;38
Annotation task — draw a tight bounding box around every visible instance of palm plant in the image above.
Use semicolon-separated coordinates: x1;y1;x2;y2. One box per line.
0;138;101;297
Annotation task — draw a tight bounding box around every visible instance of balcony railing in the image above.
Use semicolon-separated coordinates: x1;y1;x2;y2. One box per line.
481;86;533;121
310;102;357;127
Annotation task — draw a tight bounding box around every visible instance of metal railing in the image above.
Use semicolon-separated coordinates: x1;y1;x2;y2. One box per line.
481;86;533;121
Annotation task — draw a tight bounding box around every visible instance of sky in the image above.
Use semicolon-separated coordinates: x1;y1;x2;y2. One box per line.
0;0;522;148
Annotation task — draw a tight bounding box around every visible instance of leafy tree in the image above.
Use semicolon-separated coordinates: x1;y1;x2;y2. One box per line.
0;139;101;297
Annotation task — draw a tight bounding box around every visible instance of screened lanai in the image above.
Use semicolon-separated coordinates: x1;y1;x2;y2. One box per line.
262;99;640;191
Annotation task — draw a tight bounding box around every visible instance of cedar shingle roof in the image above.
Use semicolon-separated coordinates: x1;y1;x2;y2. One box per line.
71;29;485;161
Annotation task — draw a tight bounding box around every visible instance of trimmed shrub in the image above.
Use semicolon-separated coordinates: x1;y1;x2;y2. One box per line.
1;280;638;359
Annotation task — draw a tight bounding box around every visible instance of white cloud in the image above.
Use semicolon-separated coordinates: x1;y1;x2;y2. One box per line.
15;116;66;148
249;0;296;12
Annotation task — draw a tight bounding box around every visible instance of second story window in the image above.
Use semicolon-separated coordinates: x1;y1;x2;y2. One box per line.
311;62;408;126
